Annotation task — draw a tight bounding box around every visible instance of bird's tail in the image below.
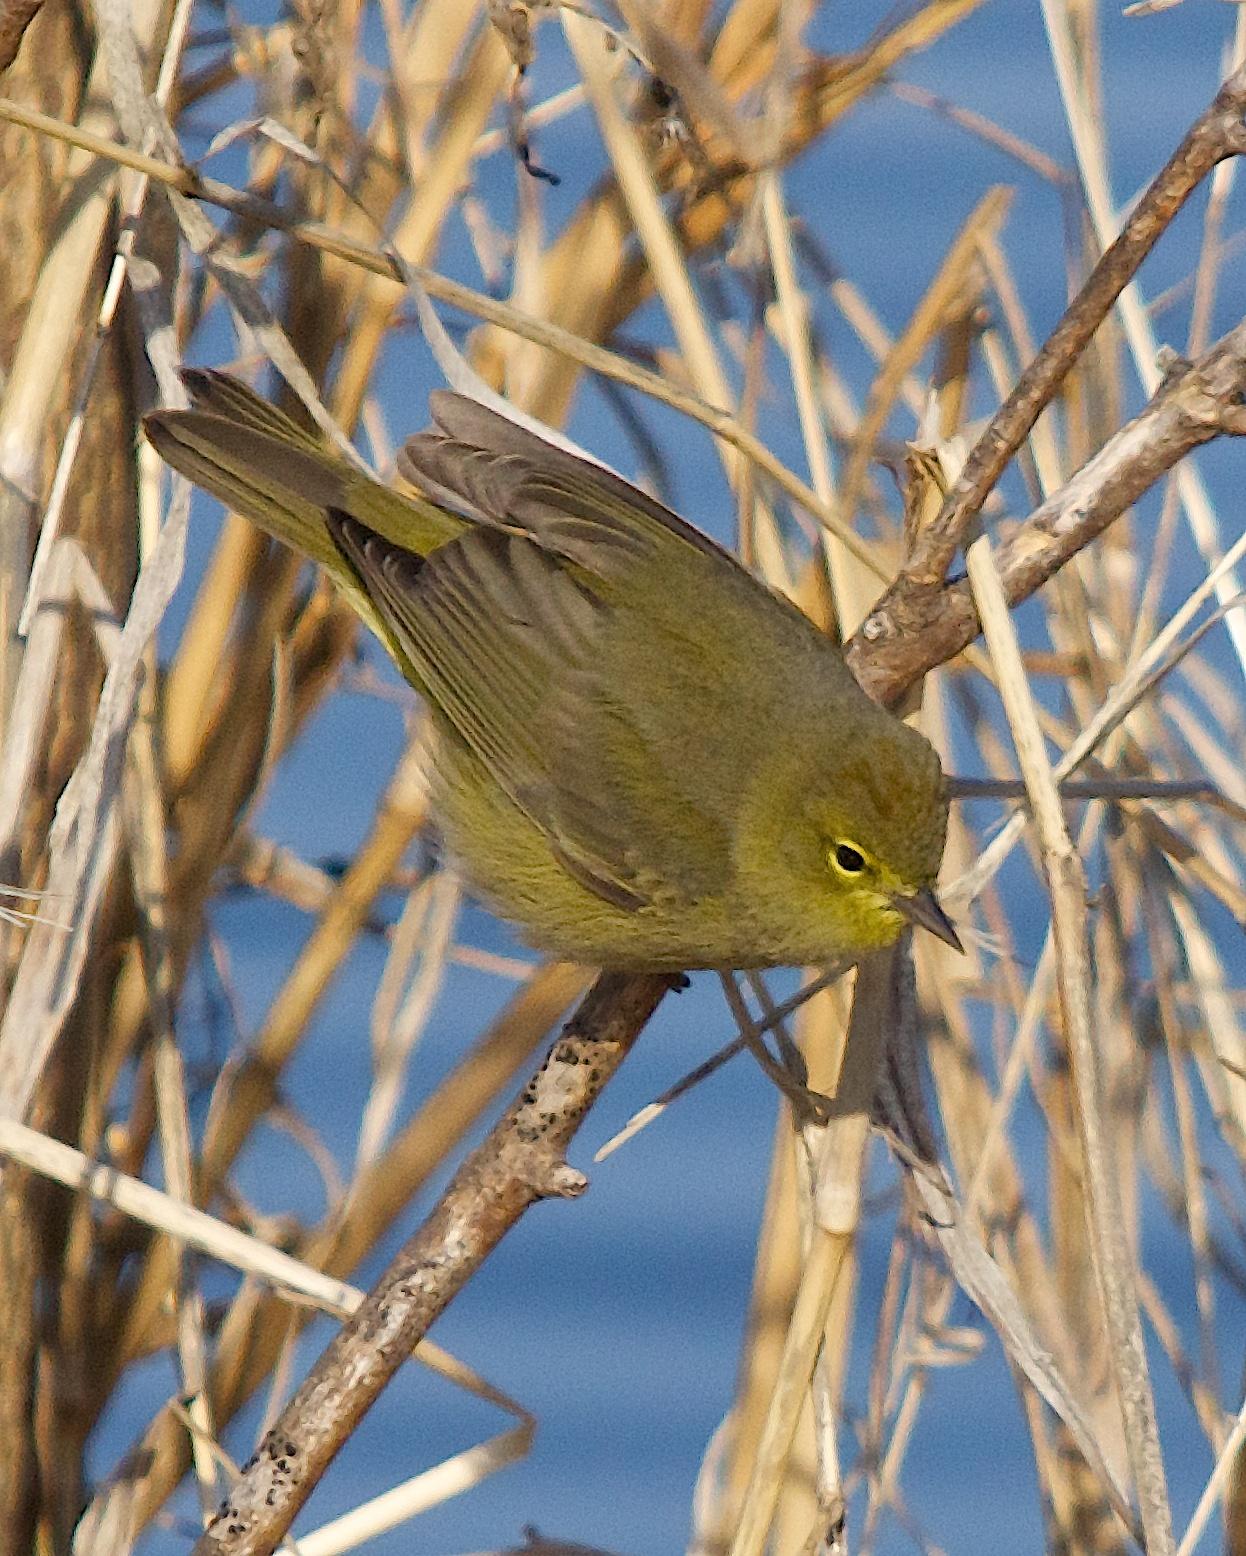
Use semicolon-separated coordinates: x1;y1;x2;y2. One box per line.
143;370;462;577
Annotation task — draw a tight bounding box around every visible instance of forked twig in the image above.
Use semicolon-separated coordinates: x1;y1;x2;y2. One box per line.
863;58;1246;613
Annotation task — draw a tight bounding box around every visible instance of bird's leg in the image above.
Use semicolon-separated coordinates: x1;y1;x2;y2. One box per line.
720;972;833;1125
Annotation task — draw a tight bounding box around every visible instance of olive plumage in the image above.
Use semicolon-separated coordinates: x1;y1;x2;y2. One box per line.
145;372;958;970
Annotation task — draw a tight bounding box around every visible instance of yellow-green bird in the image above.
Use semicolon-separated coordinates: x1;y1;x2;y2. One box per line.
145;371;959;970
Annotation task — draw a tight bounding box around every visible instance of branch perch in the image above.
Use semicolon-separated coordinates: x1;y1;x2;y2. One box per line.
190;972;674;1556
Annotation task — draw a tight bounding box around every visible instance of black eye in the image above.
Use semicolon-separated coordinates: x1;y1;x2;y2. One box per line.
834;843;866;874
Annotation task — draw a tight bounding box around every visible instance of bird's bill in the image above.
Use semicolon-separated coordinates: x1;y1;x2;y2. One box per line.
893;887;963;952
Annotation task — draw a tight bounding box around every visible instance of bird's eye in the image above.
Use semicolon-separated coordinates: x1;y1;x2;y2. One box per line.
833;842;866;875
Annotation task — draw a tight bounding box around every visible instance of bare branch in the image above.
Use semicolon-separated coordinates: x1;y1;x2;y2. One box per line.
182;308;1246;1556
848;318;1246;705
190;972;674;1556
861;58;1246;618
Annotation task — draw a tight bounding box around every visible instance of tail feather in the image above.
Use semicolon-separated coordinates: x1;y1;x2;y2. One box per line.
181;369;323;450
143;374;464;566
144;371;470;685
144;410;355;571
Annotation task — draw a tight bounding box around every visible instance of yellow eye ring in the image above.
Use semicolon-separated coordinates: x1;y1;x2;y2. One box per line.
833;842;866;875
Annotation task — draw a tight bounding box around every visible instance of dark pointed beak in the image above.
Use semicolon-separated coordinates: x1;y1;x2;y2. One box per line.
893;887;963;952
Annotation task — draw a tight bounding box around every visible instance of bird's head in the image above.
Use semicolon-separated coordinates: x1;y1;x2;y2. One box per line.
798;717;960;954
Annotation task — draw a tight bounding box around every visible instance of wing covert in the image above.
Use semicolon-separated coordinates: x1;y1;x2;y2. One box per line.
327;511;717;911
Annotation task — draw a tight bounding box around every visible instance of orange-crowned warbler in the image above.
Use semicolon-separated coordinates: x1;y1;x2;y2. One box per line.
146;372;960;970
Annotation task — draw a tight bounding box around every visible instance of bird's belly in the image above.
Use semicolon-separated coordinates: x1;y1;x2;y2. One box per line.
431;738;893;971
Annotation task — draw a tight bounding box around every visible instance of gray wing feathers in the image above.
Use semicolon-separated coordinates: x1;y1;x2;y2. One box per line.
398;392;728;570
326;512;710;910
328;395;758;913
328;512;600;820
